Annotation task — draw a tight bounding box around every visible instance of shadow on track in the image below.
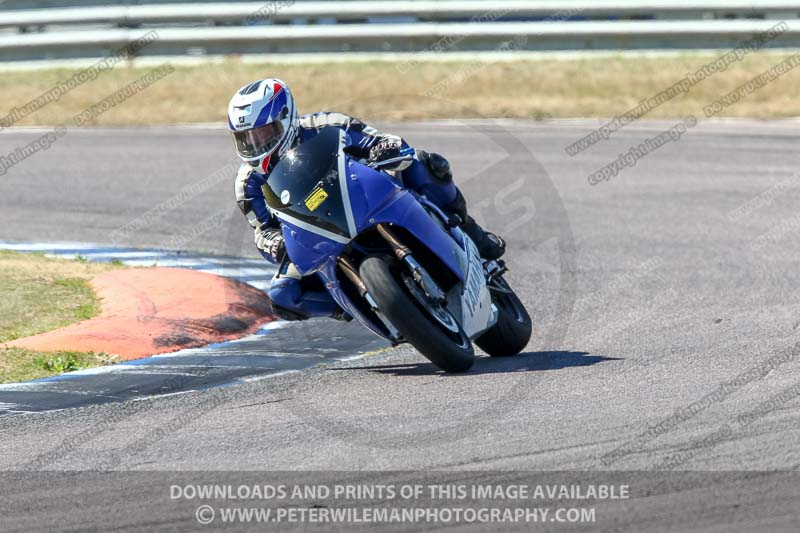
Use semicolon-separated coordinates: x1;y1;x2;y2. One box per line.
331;351;620;376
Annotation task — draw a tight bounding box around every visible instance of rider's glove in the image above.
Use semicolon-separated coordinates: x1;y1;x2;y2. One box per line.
369;135;412;171
256;227;286;263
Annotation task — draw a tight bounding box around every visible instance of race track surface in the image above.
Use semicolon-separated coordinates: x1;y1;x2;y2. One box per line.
1;120;800;531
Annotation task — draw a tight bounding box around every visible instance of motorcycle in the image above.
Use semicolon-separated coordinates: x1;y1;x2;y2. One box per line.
262;127;532;372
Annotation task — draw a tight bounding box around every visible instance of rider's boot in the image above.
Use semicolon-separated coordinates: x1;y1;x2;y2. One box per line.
444;189;506;260
460;216;506;260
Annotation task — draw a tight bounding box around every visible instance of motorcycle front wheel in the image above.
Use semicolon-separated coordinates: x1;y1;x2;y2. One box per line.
359;255;475;373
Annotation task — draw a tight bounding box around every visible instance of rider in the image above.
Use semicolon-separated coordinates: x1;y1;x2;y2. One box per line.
229;78;505;321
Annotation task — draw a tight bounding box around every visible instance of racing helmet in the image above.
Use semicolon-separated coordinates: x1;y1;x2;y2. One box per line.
227;78;299;173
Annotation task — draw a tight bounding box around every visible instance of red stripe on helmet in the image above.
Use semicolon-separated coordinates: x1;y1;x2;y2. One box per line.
273;82;283;95
260;154;272;173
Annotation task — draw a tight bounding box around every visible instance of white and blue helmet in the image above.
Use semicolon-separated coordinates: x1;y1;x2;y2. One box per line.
227;78;299;173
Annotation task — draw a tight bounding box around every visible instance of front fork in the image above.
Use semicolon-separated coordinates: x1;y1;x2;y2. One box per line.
375;224;446;304
337;224;447;344
338;254;402;344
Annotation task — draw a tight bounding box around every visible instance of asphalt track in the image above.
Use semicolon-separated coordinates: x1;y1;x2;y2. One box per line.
1;120;800;531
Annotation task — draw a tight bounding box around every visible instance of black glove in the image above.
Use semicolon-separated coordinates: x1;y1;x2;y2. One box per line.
368;135;412;171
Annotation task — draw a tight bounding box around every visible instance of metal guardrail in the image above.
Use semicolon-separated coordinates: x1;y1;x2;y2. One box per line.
1;20;798;62
1;1;800;62
2;1;800;28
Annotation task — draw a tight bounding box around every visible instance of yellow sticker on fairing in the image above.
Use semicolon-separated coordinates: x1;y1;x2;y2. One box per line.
304;186;329;211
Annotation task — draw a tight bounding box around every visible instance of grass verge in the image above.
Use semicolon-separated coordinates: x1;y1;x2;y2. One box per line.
0;251;121;383
2;53;800;126
0;349;117;384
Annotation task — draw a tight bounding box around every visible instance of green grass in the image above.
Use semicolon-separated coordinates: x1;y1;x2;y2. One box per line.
1;348;117;384
0;251;122;383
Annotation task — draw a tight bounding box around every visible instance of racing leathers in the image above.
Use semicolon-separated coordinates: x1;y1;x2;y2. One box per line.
235;111;503;321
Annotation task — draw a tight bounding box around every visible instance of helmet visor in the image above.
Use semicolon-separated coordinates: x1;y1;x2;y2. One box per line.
232;121;285;159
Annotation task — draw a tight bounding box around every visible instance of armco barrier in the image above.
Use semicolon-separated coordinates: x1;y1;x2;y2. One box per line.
1;2;799;62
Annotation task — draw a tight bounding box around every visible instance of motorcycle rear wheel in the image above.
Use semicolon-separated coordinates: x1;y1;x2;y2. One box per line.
475;276;532;357
359;255;475;372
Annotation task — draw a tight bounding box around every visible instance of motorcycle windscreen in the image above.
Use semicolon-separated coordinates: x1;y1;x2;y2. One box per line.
261;127;351;241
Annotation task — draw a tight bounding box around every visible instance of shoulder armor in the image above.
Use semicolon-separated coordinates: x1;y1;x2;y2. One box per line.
234;163;254;203
299;111;353;130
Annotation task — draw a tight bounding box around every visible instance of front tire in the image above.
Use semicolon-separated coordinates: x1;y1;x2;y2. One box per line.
475;276;532;357
359;256;475;372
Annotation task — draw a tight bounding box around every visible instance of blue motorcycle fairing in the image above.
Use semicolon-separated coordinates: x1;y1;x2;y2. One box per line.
315;260;390;340
262;127;469;340
264;127;466;277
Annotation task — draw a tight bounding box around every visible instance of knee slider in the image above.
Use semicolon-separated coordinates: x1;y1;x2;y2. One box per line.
418;150;453;183
268;279;307;320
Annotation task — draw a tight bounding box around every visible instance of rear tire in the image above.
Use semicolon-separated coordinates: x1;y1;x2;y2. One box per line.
359;256;474;372
475;276;532;357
